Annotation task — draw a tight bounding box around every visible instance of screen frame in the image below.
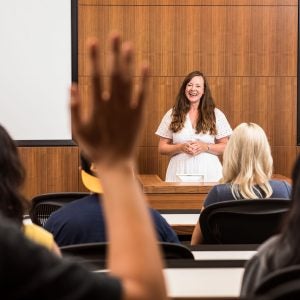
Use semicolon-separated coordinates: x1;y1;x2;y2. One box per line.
297;0;300;145
16;0;78;147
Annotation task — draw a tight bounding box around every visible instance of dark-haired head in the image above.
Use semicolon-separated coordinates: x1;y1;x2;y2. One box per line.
170;71;216;134
277;155;300;264
80;152;103;194
80;153;93;175
291;154;300;199
0;124;26;226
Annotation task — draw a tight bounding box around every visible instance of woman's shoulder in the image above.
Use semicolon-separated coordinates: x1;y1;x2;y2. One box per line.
212;183;232;193
269;179;291;187
24;223;54;250
159;108;173;122
155;108;174;137
241;235;281;297
269;180;292;197
164;108;173;116
204;183;234;207
257;235;281;252
214;107;226;117
214;108;232;138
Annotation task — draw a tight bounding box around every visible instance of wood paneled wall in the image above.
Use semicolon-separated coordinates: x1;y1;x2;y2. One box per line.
19;0;298;199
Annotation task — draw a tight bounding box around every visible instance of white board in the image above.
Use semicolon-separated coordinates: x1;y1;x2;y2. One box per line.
0;0;74;144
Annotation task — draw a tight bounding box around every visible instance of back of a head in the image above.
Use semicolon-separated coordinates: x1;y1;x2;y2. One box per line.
222;122;273;198
280;155;300;250
0;124;26;224
80;153;92;175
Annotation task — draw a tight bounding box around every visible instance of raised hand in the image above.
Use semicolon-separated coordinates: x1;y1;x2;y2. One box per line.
70;33;149;166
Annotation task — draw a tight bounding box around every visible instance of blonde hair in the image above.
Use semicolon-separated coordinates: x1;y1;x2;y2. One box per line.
221;122;273;199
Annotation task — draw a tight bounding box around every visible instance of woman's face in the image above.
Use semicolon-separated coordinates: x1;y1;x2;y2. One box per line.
185;76;204;104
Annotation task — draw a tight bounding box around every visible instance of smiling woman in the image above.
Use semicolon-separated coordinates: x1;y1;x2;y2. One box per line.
155;71;232;182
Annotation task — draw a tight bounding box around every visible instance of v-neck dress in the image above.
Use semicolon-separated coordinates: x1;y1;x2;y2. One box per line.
155;108;232;182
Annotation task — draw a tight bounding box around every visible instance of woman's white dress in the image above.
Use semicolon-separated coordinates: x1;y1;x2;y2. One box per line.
155;108;232;182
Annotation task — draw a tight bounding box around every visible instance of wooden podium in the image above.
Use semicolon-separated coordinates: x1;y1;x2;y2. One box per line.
137;174;291;211
137;175;216;210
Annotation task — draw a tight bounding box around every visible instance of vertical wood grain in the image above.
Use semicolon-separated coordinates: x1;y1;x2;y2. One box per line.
18;147;79;200
19;0;298;197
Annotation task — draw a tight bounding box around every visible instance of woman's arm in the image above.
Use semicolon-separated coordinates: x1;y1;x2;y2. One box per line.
51;241;62;257
207;136;229;155
191;186;221;245
70;34;167;300
191;207;204;245
158;137;194;156
189;136;229;156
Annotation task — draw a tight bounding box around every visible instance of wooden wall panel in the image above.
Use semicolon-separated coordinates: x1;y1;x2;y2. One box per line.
79;0;297;6
18;0;298;197
78;0;297;180
78;5;297;77
19;147;79;200
272;146;297;179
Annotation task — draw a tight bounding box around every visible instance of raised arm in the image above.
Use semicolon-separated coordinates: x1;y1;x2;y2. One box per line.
70;34;167;300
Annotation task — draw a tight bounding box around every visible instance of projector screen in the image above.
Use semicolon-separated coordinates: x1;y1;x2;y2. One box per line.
0;0;77;145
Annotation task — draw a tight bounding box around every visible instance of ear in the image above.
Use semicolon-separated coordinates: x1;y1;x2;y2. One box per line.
90;163;97;173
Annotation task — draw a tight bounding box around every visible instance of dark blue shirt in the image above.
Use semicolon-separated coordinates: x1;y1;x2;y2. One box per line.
45;194;180;246
204;180;292;207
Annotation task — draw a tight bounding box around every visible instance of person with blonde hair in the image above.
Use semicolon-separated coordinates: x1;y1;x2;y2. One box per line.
191;122;291;245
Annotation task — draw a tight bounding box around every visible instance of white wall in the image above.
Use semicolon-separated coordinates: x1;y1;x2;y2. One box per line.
0;0;72;143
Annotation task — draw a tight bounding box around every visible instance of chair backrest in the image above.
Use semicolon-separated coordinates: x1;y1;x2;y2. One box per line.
200;199;290;244
160;242;194;259
253;265;300;300
61;242;107;261
29;192;90;227
61;242;194;262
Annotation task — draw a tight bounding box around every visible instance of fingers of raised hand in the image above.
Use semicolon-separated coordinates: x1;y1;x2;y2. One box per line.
70;84;81;135
109;36;135;107
133;64;149;113
88;39;103;103
70;33;150;163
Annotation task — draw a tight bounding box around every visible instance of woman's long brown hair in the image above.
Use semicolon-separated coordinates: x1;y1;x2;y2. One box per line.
170;71;216;134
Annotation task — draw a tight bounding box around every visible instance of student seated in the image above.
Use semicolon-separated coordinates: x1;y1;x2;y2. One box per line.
0;33;167;299
0;124;61;256
240;154;300;297
191;122;291;245
45;154;179;246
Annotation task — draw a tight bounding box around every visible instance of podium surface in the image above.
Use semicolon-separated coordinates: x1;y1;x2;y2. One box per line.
138;174;215;210
138;174;291;211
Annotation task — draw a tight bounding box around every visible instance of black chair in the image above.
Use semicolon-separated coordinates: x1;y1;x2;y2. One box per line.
29;192;89;227
253;265;300;300
200;199;290;244
61;242;194;262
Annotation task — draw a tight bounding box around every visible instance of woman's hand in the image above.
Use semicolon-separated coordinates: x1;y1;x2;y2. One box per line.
188;141;208;155
70;33;149;167
181;141;196;155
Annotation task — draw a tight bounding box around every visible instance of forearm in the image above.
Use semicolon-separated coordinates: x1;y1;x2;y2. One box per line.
206;142;226;156
191;221;203;245
96;161;166;300
158;142;183;156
